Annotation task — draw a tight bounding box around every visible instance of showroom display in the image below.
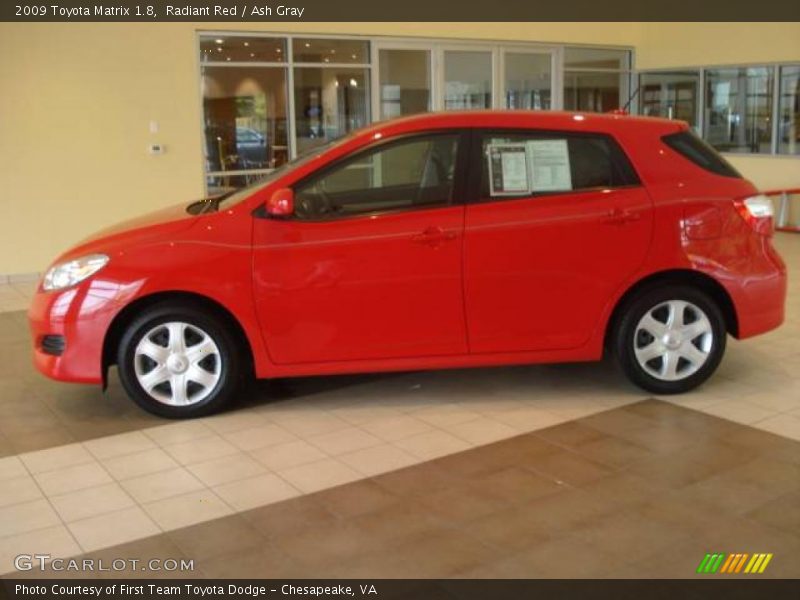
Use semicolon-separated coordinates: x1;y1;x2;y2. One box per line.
28;111;786;417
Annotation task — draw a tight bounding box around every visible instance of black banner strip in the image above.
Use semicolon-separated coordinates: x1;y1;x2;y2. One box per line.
2;0;800;22
2;579;800;600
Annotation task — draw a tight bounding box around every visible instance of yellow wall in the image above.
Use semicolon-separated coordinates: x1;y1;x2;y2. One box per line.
1;22;798;275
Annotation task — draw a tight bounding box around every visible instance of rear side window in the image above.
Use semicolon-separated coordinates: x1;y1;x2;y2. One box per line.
480;132;640;199
662;130;742;178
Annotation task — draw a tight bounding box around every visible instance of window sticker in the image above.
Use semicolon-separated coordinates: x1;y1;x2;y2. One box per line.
527;139;572;192
487;143;530;196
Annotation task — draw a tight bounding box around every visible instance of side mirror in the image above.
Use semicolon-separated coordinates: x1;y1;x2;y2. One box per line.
266;188;294;217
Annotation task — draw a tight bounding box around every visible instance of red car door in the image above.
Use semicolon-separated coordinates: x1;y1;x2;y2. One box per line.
464;130;653;353
252;132;469;364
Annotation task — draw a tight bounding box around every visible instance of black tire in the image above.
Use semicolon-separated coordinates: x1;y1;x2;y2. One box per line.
117;301;243;418
613;284;727;395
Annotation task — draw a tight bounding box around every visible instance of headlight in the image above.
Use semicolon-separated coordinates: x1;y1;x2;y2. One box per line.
43;254;109;291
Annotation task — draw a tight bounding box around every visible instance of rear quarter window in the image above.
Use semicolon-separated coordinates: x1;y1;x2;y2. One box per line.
662;130;742;178
479;131;641;199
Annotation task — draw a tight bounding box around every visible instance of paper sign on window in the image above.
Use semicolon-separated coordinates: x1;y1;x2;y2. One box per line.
487;144;529;196
527;139;572;192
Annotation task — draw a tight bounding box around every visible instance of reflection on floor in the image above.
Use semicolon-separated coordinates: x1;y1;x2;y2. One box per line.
0;233;798;578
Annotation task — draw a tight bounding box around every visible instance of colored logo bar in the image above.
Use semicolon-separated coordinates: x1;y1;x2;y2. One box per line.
696;553;773;574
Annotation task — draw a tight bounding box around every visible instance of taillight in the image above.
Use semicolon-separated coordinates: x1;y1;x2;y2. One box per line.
735;194;774;236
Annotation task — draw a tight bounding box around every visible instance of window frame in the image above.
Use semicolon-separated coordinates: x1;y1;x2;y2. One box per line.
466;128;643;205
285;129;472;222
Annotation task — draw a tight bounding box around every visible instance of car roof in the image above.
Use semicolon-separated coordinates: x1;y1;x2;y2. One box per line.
361;110;686;137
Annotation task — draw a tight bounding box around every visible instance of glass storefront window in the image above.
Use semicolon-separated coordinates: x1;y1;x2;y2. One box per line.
444;50;492;110
201;66;289;174
778;65;800;155
200;35;286;63
564;71;623;113
292;39;369;64
639;71;700;128
293;68;370;155
704;67;773;154
504;52;552;110
565;47;629;70
378;49;432;119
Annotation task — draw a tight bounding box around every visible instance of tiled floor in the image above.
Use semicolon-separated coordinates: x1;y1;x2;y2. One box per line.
6;401;800;579
0;233;797;578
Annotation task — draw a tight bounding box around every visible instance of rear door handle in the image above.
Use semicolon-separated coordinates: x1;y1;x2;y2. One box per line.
602;208;641;225
411;226;457;246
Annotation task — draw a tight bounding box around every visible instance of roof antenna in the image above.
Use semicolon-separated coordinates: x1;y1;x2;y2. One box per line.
621;85;641;114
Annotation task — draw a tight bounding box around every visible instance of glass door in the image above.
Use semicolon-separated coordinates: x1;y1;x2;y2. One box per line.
502;49;555;110
374;44;433;121
442;48;494;110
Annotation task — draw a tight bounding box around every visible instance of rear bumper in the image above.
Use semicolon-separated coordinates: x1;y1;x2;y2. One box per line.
28;281;122;384
728;241;787;339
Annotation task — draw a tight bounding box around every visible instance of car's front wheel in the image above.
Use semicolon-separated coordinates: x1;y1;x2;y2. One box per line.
117;302;242;418
614;285;727;394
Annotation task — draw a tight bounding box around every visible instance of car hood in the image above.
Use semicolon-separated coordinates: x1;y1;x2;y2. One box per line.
54;201;202;263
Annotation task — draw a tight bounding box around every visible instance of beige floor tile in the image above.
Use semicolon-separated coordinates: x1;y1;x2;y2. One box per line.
270;412;351;438
0;475;43;508
392;430;473;460
0;499;61;538
50;482;135;522
101;448;180;481
493;407;569;431
308;427;382;456
201;410;270;435
744;392;800;414
143;421;216;446
121;467;205;504
34;462;112;496
0;526;81;576
142;490;233;531
358;414;434;442
68;506;160;552
222;423;298;452
20;443;94;474
162;435;239;466
331;404;404;426
278;458;363;493
752;414;800;441
0;456;28;482
413;405;484;428
338;444;419;477
249;439;327;471
213;473;301;511
700;399;779;425
188;454;267;487
83;431;156;460
440;418;520;446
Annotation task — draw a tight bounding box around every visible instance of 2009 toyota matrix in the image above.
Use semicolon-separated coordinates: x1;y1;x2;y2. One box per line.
29;111;787;418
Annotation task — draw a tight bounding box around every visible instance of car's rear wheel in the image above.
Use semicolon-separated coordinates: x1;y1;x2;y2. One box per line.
117;303;242;418
614;285;726;394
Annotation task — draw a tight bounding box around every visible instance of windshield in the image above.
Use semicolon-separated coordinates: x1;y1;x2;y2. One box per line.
215;136;354;209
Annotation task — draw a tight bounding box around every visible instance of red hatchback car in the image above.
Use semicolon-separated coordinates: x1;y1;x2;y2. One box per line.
29;111;787;418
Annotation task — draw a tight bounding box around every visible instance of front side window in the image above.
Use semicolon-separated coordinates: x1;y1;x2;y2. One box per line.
480;132;639;199
294;134;460;219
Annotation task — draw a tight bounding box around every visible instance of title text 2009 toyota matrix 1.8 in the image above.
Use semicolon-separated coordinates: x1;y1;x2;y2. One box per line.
29;111;787;418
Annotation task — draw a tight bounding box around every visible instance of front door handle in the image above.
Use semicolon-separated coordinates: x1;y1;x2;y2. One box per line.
411;226;457;247
602;208;641;225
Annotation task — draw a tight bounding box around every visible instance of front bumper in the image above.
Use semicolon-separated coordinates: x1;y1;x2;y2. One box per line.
28;278;129;384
